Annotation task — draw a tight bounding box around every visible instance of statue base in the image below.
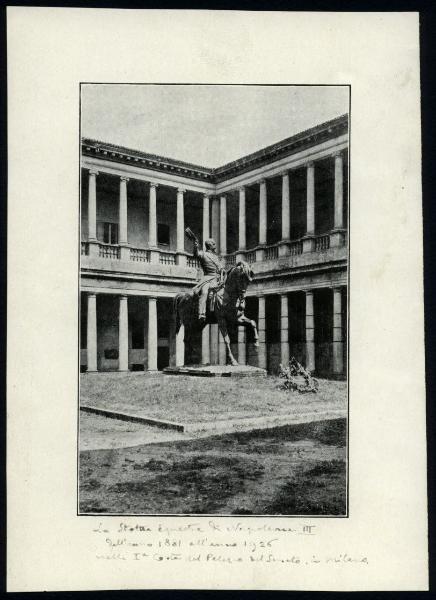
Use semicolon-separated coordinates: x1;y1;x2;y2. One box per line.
163;364;267;378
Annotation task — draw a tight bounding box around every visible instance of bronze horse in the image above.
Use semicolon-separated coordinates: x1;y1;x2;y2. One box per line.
173;261;259;366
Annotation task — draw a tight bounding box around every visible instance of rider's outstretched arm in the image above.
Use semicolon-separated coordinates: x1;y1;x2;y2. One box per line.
193;240;201;258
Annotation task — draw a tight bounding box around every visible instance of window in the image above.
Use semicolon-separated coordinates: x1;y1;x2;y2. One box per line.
157;223;170;245
97;221;118;244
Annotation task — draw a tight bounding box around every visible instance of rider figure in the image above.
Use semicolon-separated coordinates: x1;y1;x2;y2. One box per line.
193;238;225;322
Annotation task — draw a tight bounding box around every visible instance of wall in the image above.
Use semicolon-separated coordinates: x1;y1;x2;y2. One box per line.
157;191;177;252
128;193;148;248
97;295;119;371
289;167;306;240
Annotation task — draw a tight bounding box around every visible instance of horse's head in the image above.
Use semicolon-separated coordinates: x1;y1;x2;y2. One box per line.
225;261;254;300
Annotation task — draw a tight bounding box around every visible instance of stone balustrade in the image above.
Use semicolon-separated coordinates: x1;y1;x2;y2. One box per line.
130;248;150;262
224;254;236;267
82;228;346;275
187;256;200;268
265;244;279;261
99;243;120;259
159;251;177;265
314;234;330;252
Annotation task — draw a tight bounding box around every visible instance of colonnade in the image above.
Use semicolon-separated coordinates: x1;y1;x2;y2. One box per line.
85;149;345;262
84;285;345;376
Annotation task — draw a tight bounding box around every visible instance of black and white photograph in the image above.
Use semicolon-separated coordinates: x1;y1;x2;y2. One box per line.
78;84;349;516
7;7;428;592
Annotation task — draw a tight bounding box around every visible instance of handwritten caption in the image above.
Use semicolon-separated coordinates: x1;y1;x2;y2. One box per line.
92;521;368;566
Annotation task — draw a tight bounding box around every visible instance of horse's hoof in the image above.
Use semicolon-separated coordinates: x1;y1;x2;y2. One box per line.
254;342;259;348
231;360;239;366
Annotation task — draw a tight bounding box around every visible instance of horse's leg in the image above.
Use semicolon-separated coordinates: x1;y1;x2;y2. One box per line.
218;318;238;366
237;314;259;347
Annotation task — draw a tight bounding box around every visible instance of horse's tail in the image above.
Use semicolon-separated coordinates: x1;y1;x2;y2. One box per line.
173;294;182;334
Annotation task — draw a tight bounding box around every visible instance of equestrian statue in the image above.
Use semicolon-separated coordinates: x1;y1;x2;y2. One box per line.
173;228;259;366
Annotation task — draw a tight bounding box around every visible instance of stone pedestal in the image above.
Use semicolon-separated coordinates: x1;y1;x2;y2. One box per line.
278;240;290;257
255;247;266;262
88;241;100;258
329;229;346;248
163;364;267;378
149;248;160;264
119;245;130;261
177;253;187;267
302;236;315;253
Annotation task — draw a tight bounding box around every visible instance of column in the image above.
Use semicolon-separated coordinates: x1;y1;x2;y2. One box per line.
303;162;315;252
330;152;346;247
258;296;267;370
119;176;130;260
332;287;344;375
280;293;289;366
210;324;219;364
203;194;210;245
175;324;185;366
257;179;267;261
149;182;159;263
147;297;158;370
86;293;97;372
176;188;186;266
238;326;246;365
211;197;220;251
220;195;227;256
88;169;99;257
118;295;128;371
237;186;246;260
305;290;315;372
202;327;210;364
219;333;227;365
279;171;290;256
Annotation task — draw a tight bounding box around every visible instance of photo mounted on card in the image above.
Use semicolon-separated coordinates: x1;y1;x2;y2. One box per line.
7;8;427;592
79;84;349;517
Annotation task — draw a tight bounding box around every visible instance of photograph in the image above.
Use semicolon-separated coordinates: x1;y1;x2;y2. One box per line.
78;83;349;516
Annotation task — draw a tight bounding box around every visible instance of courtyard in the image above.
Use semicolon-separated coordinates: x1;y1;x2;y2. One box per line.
79;373;347;515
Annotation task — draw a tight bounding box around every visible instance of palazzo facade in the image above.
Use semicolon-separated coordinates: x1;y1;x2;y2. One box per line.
80;114;348;377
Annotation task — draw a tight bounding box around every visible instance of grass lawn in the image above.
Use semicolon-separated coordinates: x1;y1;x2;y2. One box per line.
80;372;347;424
79;418;347;516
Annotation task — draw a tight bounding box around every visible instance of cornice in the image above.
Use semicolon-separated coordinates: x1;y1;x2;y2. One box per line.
81;113;348;185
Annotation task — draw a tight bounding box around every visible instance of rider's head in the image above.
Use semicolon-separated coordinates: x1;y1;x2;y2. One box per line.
205;238;216;252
